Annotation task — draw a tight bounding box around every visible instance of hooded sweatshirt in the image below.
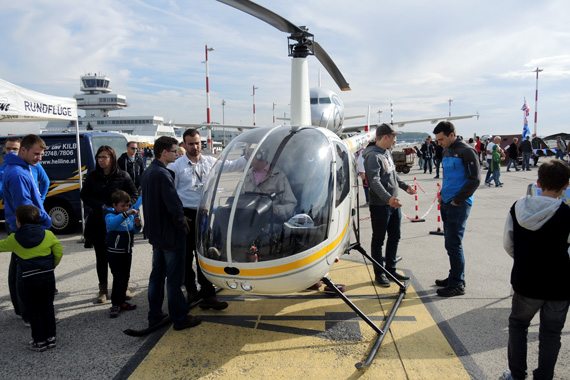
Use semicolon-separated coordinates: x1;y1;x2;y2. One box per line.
504;195;570;300
362;144;408;206
0;223;63;278
2;153;52;231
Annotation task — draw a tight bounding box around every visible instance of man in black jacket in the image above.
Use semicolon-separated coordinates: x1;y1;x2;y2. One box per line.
118;141;144;189
141;136;201;331
506;138;521;172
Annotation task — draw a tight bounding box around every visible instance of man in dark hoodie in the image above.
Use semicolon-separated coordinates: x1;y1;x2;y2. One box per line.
3;134;52;325
118;141;144;189
0;205;63;352
363;123;416;286
433;121;480;297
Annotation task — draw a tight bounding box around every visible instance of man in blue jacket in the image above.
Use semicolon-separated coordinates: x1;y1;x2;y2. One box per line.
141;136;201;331
3;134;52;323
433;122;480;297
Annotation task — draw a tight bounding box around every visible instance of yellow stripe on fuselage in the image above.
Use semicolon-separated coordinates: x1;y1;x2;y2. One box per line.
199;217;350;278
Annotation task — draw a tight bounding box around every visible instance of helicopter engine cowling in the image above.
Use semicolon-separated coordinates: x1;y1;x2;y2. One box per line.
196;125;354;294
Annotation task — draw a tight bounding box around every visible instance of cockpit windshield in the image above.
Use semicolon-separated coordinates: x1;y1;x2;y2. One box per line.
197;126;334;263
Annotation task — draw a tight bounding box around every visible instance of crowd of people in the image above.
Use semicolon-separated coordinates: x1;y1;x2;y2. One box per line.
2;127;570;380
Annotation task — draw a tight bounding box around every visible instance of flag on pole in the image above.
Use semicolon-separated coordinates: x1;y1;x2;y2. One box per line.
522;98;531;140
522;116;530;140
521;99;530;116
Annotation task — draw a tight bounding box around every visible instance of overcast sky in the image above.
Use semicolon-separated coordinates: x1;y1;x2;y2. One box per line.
1;0;569;138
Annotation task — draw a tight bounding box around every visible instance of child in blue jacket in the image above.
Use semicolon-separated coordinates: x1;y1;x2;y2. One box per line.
105;190;141;318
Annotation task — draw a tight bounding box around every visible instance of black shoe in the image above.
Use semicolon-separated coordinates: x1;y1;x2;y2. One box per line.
173;315;202;331
435;278;448;287
436;286;465;297
388;271;410;281
434;175;439;178
526;169;531;171
375;273;390;287
199;296;228;310
506;170;511;172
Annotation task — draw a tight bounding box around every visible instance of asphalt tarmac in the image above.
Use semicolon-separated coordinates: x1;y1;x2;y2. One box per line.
0;157;568;379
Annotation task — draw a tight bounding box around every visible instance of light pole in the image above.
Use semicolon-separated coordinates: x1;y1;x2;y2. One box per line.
221;99;226;147
252;85;258;126
272;102;277;126
448;98;453;117
533;67;543;137
377;109;383;123
205;45;215;151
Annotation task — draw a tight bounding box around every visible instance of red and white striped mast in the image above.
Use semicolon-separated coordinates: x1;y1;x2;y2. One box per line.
532;67;543;137
205;45;214;151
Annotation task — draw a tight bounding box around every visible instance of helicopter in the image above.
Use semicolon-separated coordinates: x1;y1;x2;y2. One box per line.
194;0;413;369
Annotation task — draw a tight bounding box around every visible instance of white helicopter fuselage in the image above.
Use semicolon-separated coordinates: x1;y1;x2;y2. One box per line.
196;122;373;294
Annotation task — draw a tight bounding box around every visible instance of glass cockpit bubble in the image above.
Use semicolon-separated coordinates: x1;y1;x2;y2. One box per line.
197;126;334;264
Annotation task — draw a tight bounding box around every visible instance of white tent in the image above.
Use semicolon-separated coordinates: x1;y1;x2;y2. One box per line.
0;77;84;232
0;78;77;122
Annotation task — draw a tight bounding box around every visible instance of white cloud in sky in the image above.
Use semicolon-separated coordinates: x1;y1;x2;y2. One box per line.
1;0;569;137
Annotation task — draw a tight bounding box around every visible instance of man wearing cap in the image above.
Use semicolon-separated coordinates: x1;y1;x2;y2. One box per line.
363;123;416;286
433;121;480;297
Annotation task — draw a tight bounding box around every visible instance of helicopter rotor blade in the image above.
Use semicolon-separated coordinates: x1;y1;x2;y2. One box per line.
312;41;350;91
218;0;350;91
217;0;311;38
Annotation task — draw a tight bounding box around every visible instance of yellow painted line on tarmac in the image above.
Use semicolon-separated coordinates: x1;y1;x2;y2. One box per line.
128;260;470;380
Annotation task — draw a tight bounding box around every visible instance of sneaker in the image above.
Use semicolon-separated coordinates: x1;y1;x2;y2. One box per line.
499;369;514;380
485;182;491;187
23;318;31;327
388;271;410;281
47;336;56;349
435;278;448;287
375;273;391;287
173;315;202;331
437;285;465;297
119;302;136;311
110;306;119;318
28;340;48;352
199;296;228;310
125;288;133;300
497;182;504;187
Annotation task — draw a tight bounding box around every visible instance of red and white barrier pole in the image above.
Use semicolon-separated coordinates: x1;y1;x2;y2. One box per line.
411;180;425;223
430;183;444;235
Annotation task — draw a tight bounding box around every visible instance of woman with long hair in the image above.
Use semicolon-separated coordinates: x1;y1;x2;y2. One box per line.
80;146;138;303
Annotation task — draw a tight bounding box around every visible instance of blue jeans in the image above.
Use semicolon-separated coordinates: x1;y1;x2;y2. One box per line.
488;169;501;186
148;234;189;325
440;201;471;287
522;152;531;170
508;292;569;380
555;150;565;160
506;158;519;171
485;158;493;181
434;158;441;177
369;205;401;278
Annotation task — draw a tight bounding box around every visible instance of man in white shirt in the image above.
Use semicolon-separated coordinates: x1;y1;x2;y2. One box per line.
169;129;245;309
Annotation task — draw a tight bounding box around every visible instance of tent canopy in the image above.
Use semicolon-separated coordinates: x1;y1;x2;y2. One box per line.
0;78;77;122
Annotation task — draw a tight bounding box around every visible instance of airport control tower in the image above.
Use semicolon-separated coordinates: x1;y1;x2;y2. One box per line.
74;73;128;118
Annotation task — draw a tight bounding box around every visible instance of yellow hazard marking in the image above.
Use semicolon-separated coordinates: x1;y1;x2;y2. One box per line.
129;260;470;379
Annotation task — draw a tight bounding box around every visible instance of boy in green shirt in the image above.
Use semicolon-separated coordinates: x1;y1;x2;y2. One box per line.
0;205;63;352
